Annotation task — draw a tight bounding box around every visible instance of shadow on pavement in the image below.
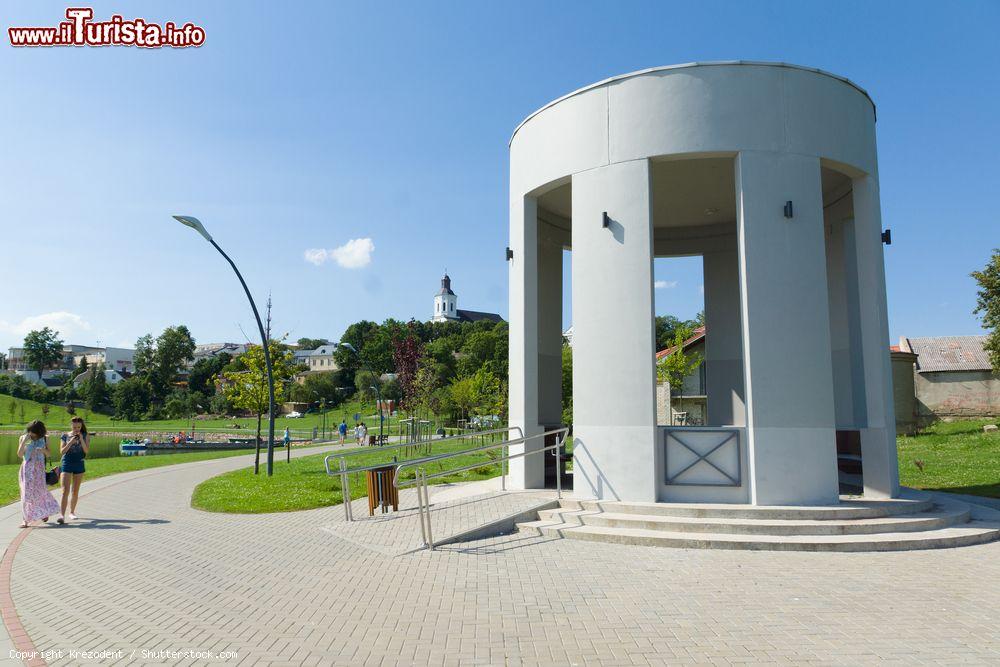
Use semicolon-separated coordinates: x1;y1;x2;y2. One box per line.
39;517;171;530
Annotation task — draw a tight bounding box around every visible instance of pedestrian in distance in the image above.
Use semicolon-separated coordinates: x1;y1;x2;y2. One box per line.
283;427;291;449
58;416;89;523
338;419;347;445
16;420;60;528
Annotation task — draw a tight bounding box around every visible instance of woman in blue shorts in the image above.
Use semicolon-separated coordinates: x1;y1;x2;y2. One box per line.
58;416;89;524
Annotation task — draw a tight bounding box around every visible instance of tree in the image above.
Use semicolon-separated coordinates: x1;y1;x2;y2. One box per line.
23;327;64;373
654;315;703;351
164;389;203;420
411;357;444;418
113;376;153;421
290;370;350;406
469;367;503;417
83;364;110;412
188;352;231;397
363;320;405;374
656;326;704;424
209;392;231;415
73;355;89;379
392;334;424;409
448;376;477;421
333;320;379;376
133;334;156;376
221;341;294;474
457;330;499;377
296;337;329;351
561;344;573;426
354;369;379;403
380;376;402;404
0;352;6;370
972;249;1000;372
151;325;196;397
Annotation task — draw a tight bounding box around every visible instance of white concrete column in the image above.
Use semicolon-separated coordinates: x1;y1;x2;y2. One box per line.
852;173;900;498
703;248;746;427
537;239;563;428
824;215;868;428
571;159;658;502
508;195;544;488
735;151;840;506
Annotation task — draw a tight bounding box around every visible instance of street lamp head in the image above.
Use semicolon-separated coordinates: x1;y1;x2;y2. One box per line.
172;215;213;242
335;342;357;354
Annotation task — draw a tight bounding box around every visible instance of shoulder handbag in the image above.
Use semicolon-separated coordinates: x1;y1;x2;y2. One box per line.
43;438;61;485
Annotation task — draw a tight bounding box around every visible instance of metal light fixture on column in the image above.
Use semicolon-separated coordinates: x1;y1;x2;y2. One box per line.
171;215;277;476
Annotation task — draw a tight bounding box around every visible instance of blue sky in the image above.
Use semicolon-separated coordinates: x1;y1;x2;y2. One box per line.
1;0;997;352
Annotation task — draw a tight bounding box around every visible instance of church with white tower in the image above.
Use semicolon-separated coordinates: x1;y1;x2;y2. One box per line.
432;272;504;324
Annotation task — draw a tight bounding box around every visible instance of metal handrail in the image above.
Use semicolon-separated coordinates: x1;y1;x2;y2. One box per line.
323;426;524;522
394;427;570;550
322;426;522;475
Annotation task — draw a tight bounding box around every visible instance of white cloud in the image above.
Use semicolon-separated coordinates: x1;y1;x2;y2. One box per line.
303;238;375;269
303;248;328;266
0;311;92;345
331;238;375;268
654;280;678;289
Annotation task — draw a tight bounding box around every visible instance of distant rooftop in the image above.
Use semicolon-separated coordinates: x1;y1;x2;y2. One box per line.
456;309;505;324
904;336;992;373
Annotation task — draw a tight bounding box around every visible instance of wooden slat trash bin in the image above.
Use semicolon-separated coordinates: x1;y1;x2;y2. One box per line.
366;464;399;516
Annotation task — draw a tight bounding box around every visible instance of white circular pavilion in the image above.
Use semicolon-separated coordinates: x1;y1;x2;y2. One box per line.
507;62;899;506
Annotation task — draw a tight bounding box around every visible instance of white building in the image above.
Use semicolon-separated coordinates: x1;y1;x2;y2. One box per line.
191;342;249;366
432;273;504;324
7;344;104;371
307;345;339;372
508;62;899;507
75;346;135;373
73;368;125;388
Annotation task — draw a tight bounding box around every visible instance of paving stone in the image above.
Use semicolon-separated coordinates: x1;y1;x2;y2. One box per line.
0;447;998;665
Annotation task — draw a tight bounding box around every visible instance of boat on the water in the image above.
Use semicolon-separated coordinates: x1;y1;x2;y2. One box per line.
119;439;287;456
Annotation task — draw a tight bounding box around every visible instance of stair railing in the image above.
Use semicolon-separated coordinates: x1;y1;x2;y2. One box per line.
323;426;523;522
394;427;570;550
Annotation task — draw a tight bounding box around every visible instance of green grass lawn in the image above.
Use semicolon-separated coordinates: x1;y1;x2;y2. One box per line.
0;394;433;437
192;436;509;513
897;419;1000;498
0;449;254;507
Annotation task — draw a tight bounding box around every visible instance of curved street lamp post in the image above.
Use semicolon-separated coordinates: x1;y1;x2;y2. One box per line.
171;216;277;476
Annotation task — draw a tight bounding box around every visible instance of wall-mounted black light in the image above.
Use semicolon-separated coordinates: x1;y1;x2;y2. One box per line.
783;201;793;218
505;246;514;261
602;211;610;229
881;229;892;245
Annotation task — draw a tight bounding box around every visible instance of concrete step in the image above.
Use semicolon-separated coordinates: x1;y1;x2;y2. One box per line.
516;517;1000;552
535;500;971;536
557;495;934;521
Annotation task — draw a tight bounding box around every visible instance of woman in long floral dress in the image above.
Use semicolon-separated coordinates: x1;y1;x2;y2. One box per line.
17;420;61;528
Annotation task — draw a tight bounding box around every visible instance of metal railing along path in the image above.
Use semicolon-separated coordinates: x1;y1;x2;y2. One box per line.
394;427;570;550
323;426;524;522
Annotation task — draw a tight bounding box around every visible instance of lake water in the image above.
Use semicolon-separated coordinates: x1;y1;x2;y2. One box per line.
0;433;202;466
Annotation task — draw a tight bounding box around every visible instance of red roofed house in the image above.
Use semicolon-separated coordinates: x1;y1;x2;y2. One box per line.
656;326;707;425
896;335;999;425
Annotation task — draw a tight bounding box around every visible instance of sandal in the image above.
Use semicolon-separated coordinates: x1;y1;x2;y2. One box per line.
19;522;28;528
57;516;65;525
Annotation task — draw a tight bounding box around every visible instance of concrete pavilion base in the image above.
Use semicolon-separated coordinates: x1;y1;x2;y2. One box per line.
516;489;1000;552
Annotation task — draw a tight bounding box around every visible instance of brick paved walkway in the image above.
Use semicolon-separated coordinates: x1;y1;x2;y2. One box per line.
3;448;1000;665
